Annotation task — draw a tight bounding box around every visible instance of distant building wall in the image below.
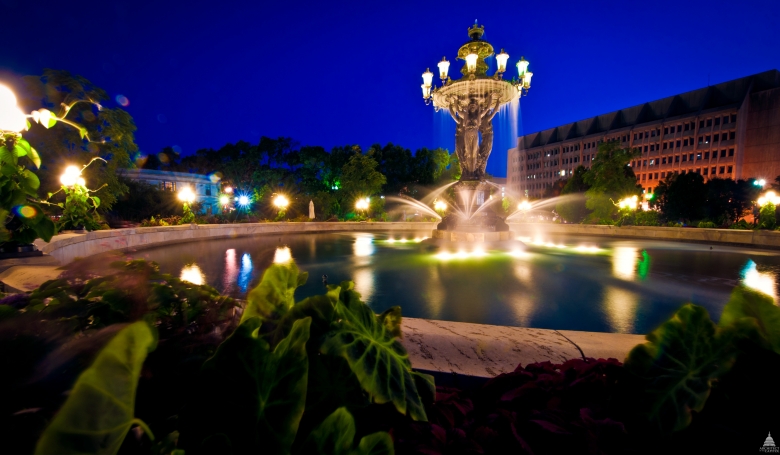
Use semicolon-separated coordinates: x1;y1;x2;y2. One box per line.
119;169;220;214
507;70;780;198
742;87;780;180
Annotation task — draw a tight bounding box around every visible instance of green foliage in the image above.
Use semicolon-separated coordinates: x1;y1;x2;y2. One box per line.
653;172;707;222
34;321;157;455
0;134;55;246
697;220;717;228
243;261;309;324
582;141;640;221
704;178;760;225
624;304;736;433
181;316;311;454
180;202;195;224
299;407;394;455
21;70;136;212
323;283;433;421
759;202;776;229
340;152;387;201
719;285;780;355
729;219;752;230
635;210;661;226
58;183;102;231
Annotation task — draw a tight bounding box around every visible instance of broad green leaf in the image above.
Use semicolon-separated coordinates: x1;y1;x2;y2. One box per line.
1;164;16;177
78;127;88;139
719;285;780;354
624;304;735;433
28;146;42;168
242;261;308;324
13;144;27;157
21;169;41;191
34;216;56;242
322;286;430;421
39;108;58;128
34;321;157;455
91;195;101;208
300;407;394;455
0;146;18;166
181;316;311;454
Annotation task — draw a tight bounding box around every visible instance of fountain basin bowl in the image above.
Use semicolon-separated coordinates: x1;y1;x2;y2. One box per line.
431;229;512;243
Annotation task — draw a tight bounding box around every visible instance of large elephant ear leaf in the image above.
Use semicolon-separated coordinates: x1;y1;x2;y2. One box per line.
719;285;780;354
300;407;394;455
242;261;308;324
624;304;735;433
180;316;311;454
322;292;430;421
34;321;157;455
259;316;312;453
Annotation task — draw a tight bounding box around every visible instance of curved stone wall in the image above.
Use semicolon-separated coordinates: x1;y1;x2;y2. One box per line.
510;223;780;249
34;222;438;266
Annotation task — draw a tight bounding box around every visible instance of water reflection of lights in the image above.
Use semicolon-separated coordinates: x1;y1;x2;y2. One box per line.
352;268;375;302
613;247;638;280
741;259;776;299
274;246;292;263
223;249;238;293
238;253;253;292
354;236;375;257
180;264;205;285
386;237;427;244
604;286;639;333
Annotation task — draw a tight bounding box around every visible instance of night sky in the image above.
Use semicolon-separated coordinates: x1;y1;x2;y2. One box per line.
1;0;778;177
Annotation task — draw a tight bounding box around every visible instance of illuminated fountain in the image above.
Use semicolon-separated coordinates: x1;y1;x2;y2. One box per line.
420;22;532;242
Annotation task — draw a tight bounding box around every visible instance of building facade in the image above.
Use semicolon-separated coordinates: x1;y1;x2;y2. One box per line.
119;169;220;214
507;70;780;198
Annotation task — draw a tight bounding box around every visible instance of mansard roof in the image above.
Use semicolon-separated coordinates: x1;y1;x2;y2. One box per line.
518;69;780;149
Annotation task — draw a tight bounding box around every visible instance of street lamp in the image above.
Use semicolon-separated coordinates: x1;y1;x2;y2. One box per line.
758;191;780;207
754;179;767;187
617;195;639;211
355;197;369;212
60;165;85;188
0;84;27;133
178;186;195;204
273;194;289;211
219;195;231;206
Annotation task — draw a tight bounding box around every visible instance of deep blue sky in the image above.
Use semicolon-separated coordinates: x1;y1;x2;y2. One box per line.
1;0;778;177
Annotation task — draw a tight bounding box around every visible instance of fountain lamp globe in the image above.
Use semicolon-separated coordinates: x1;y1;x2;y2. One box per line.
178;187;196;204
518;200;532;211
758;191;780;207
437;57;450;79
434;200;447;214
355;197;369;211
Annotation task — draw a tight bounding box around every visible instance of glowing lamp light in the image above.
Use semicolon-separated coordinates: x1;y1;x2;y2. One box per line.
59;165;82;187
219;195;230;206
422;68;433;88
755;179;767;187
496;49;509;73
0;84;27;133
355;197;370;211
178;186;196;204
224;186;233;194
618;195;639;210
523;71;533;88
237;195;250;207
516;56;529;76
437;57;450;79
518;200;532;211
434;200;447;213
465;53;478;73
180;264;205;285
421;84;431;99
273;194;289;210
273;246;292;264
758;191;780;207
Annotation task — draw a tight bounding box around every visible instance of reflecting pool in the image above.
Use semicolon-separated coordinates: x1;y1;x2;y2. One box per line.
130;231;780;334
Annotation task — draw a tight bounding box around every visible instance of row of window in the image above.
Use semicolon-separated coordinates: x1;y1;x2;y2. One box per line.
632;149;735;168
638;166;734;182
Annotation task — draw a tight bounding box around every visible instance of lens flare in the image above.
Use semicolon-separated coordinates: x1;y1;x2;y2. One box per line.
13;205;37;218
115;94;129;106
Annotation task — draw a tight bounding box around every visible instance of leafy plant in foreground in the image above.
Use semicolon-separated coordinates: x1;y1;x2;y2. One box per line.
34;321;157;455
